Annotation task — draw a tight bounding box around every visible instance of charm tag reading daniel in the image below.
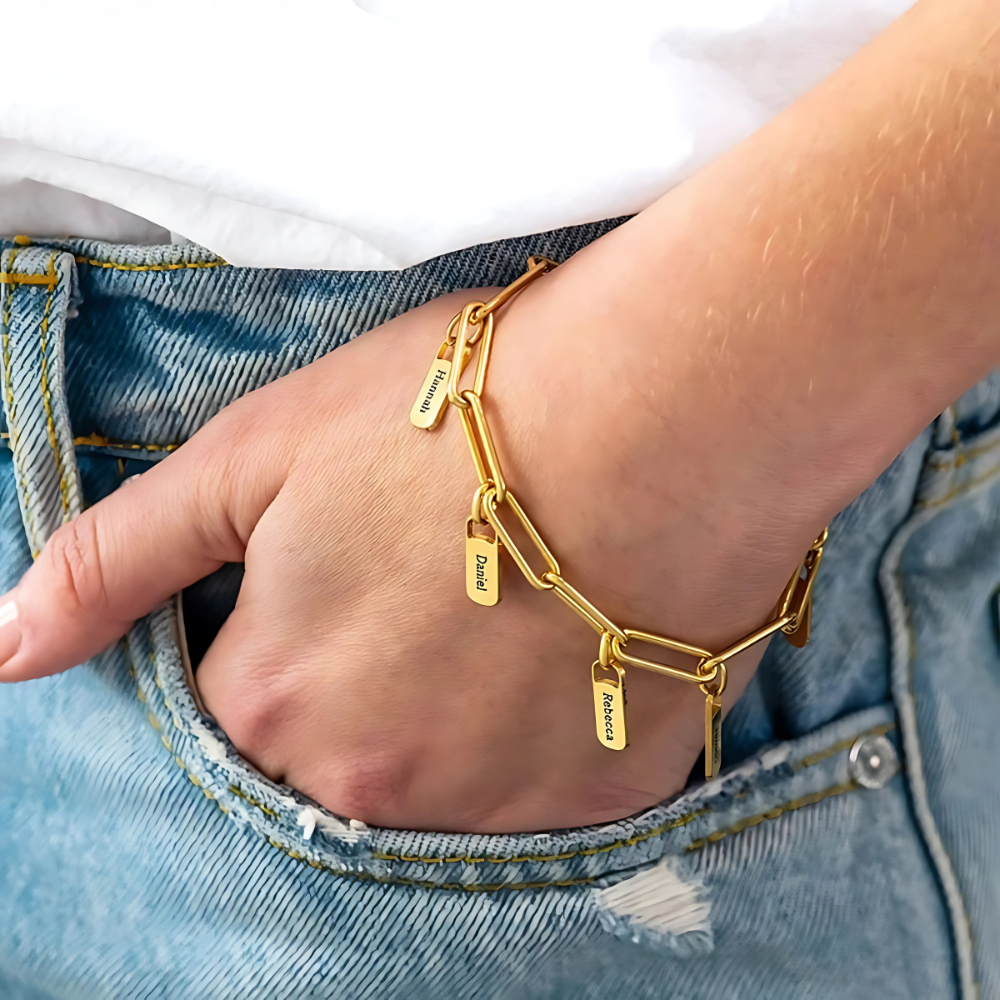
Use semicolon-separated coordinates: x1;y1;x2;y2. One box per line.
592;661;628;750
465;519;501;606
410;357;453;430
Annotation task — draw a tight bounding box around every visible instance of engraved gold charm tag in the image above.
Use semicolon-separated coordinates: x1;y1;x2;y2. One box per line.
704;693;722;778
410;357;454;430
466;518;501;606
592;661;628;750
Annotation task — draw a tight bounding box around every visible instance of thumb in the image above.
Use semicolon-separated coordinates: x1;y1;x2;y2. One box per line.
0;399;289;682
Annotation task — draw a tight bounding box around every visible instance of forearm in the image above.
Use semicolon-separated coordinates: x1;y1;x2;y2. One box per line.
492;0;1000;651
606;0;1000;484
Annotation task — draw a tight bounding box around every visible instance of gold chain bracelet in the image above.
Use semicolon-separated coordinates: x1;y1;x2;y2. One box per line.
409;256;827;779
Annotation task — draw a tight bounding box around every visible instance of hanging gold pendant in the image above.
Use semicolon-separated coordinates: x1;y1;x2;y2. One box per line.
465;518;501;606
592;661;628;750
410;357;454;430
704;692;722;778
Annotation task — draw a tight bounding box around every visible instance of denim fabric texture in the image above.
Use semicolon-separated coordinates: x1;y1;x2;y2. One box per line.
1;229;998;999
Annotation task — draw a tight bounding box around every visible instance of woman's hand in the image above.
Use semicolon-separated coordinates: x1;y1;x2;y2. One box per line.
0;261;825;833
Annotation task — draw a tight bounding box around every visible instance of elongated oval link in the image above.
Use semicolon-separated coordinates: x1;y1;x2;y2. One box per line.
775;562;800;620
611;632;715;685
470;482;493;524
462;390;506;503
542;573;627;642
443;311;462;347
783;548;825;635
777;562;809;622
700;616;793;674
778;528;828;622
458;405;491;487
472;306;495;400
469;256;558;324
619;628;712;664
448;303;490;347
483;487;559;590
447;304;491;408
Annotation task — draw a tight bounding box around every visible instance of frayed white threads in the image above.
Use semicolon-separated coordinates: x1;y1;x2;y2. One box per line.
296;806;370;843
596;856;713;951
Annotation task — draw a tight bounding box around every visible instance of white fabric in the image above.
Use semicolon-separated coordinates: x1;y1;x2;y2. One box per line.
0;0;914;270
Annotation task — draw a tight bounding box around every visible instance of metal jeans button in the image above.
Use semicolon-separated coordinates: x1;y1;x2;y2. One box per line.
849;733;899;789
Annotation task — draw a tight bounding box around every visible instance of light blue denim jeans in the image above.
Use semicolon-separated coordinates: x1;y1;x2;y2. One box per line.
1;226;998;999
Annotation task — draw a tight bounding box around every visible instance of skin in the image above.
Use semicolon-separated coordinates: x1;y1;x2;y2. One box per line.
3;0;1000;832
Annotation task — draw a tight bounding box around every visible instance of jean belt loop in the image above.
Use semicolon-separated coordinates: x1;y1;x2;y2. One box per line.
0;245;83;558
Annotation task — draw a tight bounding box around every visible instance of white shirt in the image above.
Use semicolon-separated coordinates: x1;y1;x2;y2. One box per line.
0;0;913;270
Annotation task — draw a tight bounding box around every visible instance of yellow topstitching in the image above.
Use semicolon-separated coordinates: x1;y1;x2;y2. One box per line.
37;254;72;519
1;247;41;557
925;434;1000;468
916;459;1000;510
71;432;180;453
2;431;182;454
74;256;228;273
373;810;704;866
0;272;58;286
685;780;860;851
799;722;894;768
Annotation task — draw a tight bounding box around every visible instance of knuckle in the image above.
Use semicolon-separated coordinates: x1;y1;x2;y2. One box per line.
39;516;108;618
219;693;282;764
215;665;301;764
179;385;291;551
216;671;414;824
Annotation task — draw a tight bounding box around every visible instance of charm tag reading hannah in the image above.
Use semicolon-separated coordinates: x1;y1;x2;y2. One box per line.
410;357;454;430
592;661;628;750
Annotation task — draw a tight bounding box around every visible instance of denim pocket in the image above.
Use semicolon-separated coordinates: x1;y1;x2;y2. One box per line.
147;597;904;893
881;403;1000;1000
121;595;956;997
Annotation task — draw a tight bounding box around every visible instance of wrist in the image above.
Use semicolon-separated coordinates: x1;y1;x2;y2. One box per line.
488;251;825;658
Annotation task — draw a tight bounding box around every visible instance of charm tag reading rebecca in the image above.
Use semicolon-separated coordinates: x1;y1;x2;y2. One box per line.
592;661;628;750
465;519;501;606
410;357;454;430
